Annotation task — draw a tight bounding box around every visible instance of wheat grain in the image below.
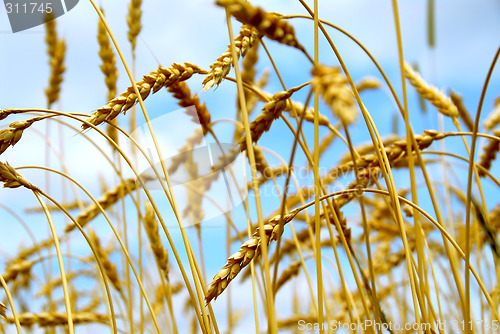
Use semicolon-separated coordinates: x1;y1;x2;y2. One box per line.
205;208;299;304
0;161;39;191
312;65;357;125
202;25;260;91
127;0;142;53
216;0;307;54
64;177;142;233
0;302;6;318
275;261;301;292
168;81;212;136
478;130;500;177
484;97;500;131
0;117;48;155
83;63;207;130
240;85;304;151
2;259;35;283
97;8;119;145
87;229;123;297
450;90;474;131
144;201;169;276
356;77;381;92
45;15;65;108
404;62;458;118
3;312;108;327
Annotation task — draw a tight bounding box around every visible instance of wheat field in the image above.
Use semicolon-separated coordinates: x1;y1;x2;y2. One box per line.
0;0;500;333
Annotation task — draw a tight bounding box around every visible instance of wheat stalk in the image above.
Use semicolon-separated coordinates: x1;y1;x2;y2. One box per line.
404;62;458;118
205;208;299;304
83;63;207;130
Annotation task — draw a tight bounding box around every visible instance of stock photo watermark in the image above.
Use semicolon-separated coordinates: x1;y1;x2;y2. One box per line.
297;319;500;332
3;0;78;32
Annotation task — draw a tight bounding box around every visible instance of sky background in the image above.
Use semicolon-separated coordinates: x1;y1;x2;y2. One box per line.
0;0;499;332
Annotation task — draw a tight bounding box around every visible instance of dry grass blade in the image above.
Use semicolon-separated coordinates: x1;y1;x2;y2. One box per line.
312;64;357;124
404;62;458;118
216;0;307;54
205;208;299;304
144;201;169;276
3;312;108;327
83;63;207;129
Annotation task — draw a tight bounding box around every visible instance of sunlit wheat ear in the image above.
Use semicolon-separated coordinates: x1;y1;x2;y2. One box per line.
239;84;305;152
483;97;500;131
83;63;207;130
355;77;381;92
64;177;141;233
216;0;307;54
312;64;357;125
0;302;6;318
2;259;35;283
331;130;445;176
403;62;458;118
167;128;204;175
0;161;38;191
168;81;212;136
450;90;474;131
144;201;169;277
0;118;43;155
205;208;299;304
97;8;119;145
126;0;142;53
478;129;500;177
44;14;65;108
87;229;123;298
203;24;260;91
275;261;301;293
3;312;108;327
